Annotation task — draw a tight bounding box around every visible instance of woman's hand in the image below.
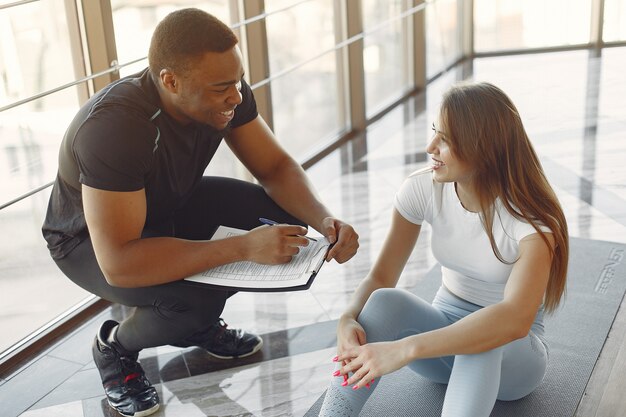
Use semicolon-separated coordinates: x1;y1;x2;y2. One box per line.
337;315;367;357
333;315;367;386
336;340;411;389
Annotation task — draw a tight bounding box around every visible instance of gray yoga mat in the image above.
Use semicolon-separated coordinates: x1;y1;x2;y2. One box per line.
305;237;626;416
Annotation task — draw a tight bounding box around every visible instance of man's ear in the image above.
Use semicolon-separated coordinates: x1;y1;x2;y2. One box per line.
160;69;178;93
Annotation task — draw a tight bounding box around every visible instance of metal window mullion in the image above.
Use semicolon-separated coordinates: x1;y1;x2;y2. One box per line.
590;0;605;48
228;0;243;43
0;0;39;11
411;0;426;90
80;0;119;93
333;0;348;132
63;0;89;104
241;0;274;131
401;0;413;89
345;0;366;132
460;0;474;59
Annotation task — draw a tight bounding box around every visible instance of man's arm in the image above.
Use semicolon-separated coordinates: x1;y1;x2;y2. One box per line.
225;115;359;263
83;185;309;287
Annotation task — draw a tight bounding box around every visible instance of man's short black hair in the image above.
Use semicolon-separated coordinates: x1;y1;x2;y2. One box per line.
148;8;239;77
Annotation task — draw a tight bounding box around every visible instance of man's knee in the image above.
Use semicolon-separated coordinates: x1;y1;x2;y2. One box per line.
146;286;230;326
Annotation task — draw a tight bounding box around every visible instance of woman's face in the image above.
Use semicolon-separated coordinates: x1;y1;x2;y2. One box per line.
426;116;474;185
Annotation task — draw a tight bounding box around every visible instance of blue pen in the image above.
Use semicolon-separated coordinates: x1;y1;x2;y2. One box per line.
259;217;317;241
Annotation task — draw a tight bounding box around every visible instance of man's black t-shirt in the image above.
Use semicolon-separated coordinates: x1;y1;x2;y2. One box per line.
42;69;258;260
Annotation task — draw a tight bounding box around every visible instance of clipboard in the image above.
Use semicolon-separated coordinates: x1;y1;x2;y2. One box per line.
184;226;331;292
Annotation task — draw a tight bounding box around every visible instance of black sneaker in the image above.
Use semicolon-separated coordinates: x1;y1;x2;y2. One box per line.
171;318;263;359
92;320;160;417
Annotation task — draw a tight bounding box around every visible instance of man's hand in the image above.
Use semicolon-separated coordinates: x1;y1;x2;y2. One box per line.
243;224;310;264
322;217;359;263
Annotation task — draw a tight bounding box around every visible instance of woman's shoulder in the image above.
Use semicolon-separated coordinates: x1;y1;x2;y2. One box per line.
405;166;447;196
407;166;434;179
406;166;437;188
395;167;443;224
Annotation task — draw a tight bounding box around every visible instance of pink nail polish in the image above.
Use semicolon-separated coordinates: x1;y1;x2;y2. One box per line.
352;385;359;390
332;356;339;362
341;381;348;387
333;370;341;376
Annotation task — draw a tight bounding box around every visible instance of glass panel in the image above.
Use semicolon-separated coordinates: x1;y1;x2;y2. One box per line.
270;53;341;160
0;86;82;206
111;1;230;67
0;186;91;355
0;81;88;354
603;0;626;42
426;0;460;79
362;0;405;116
265;0;335;73
474;0;592;52
0;0;90;357
265;0;341;159
0;0;76;104
265;0;306;13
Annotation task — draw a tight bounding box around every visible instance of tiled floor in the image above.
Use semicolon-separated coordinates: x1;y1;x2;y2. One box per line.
2;46;626;416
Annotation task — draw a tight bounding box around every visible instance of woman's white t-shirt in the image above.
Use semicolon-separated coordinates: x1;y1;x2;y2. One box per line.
394;170;549;307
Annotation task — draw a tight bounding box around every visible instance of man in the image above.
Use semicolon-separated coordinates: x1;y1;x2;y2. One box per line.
42;8;359;417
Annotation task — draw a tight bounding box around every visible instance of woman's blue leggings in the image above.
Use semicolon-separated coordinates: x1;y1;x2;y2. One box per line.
320;287;548;417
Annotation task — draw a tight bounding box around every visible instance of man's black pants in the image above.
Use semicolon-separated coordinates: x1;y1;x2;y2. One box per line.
55;177;304;352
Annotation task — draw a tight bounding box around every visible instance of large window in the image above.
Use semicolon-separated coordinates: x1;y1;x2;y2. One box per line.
266;0;342;159
426;0;461;78
474;0;593;52
362;0;406;116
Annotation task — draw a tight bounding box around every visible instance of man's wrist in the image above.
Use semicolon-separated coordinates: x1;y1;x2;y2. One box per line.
227;234;249;262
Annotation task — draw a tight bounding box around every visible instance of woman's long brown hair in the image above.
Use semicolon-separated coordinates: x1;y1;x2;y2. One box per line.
441;82;568;313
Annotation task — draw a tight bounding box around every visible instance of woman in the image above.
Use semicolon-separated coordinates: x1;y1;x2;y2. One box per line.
319;82;568;417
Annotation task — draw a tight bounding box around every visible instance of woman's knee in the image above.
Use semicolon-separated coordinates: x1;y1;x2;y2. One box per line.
361;288;409;318
497;363;546;401
497;334;548;401
365;288;435;319
358;289;440;340
368;287;403;306
365;288;410;308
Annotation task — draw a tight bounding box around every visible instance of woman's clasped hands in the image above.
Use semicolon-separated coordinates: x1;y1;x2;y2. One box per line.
332;315;411;390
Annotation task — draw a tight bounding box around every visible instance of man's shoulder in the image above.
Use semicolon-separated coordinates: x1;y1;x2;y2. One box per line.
69;71;162;156
87;70;161;121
